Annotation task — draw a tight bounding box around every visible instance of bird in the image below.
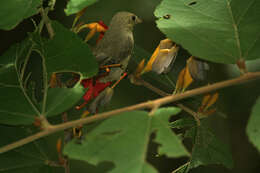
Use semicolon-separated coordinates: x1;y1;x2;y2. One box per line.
92;11;142;82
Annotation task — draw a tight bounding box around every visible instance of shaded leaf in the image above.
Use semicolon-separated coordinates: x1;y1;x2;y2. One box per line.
170;117;196;129
143;162;157;173
64;107;188;173
246;96;260;152
0;125;63;172
0;0;41;30
65;0;98;16
190;121;233;169
43;21;98;79
0;86;37;125
0;40;40;125
154;0;260;64
44;83;85;117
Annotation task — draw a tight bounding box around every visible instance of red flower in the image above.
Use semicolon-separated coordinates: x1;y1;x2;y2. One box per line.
96;21;108;44
76;77;112;110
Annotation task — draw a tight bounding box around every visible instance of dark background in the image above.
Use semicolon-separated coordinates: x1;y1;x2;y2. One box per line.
0;0;259;172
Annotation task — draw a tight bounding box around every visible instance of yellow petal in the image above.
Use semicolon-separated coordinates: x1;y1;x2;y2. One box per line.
200;93;211;111
84;26;97;42
73;127;83;139
81;110;90;118
182;66;193;91
198;92;219;113
50;73;58;88
143;45;160;73
204;92;219;111
96;23;107;33
175;68;185;93
159;38;173;49
134;59;145;77
56;138;62;153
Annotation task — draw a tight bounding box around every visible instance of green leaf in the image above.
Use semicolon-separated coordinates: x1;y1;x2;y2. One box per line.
154;0;260;64
170;117;196;129
151;107;189;157
143;162;157;173
65;0;98;16
44;83;85;117
43;21;98;79
246;96;260;152
0;41;40;125
0;86;37;125
0;0;41;30
0;125;63;173
189;121;233;169
172;162;190;173
64;107;189;173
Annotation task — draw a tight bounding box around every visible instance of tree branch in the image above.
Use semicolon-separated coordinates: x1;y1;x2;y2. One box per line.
130;76;201;125
1;72;260;153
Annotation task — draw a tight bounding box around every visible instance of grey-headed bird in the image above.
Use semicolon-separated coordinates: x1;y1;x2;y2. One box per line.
93;11;142;82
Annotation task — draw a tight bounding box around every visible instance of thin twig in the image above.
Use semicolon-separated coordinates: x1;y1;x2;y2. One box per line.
134;77;170;96
40;8;54;39
176;103;200;126
0;72;260;153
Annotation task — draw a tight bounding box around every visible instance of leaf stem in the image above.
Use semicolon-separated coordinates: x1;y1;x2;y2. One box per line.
1;72;260;153
171;162;190;173
40;8;54;39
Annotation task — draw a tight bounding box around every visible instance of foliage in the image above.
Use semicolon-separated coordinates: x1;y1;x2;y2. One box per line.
0;0;259;173
0;0;42;30
247;96;260;153
154;0;260;64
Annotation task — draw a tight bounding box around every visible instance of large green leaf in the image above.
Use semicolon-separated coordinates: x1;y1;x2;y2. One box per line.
64;107;189;173
0;22;97;124
0;86;38;125
0;41;40;125
246;96;260;152
43;21;98;79
44;83;85;117
65;0;98;15
151;108;190;157
189;121;233;169
154;0;260;64
0;125;63;173
0;0;41;30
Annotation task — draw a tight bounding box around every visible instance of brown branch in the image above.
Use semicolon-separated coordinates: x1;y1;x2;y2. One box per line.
0;72;260;153
132;76;200;125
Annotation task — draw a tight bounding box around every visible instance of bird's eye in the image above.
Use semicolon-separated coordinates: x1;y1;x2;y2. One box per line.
131;15;136;21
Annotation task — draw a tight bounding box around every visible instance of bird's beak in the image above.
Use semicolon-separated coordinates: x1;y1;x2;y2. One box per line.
136;17;142;24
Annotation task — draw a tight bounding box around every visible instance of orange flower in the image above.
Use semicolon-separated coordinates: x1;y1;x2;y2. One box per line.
198;92;219;117
143;38;179;74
